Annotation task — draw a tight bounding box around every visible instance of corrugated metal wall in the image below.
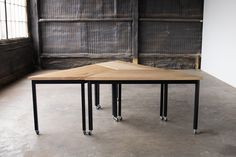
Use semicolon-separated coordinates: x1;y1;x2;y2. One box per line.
139;0;203;18
40;0;132;18
0;39;34;87
41;22;131;55
32;0;203;69
139;0;203;69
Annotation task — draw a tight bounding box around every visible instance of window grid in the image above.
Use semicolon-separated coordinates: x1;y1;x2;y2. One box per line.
0;0;28;40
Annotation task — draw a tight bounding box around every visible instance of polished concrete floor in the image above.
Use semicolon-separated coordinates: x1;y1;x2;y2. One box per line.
0;70;236;157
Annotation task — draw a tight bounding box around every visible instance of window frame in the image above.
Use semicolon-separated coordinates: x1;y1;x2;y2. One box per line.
0;0;30;43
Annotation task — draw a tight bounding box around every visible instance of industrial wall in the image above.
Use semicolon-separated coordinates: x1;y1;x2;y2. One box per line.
0;0;34;87
202;0;236;87
31;0;203;69
0;39;34;87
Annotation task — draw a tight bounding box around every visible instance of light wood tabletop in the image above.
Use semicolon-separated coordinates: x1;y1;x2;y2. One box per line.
28;60;202;81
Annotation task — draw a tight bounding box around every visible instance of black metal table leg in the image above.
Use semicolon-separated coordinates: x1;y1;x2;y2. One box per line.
32;81;39;135
87;82;93;135
81;83;86;135
163;84;168;121
112;83;118;121
193;81;200;134
95;83;101;110
117;83;122;121
160;84;164;120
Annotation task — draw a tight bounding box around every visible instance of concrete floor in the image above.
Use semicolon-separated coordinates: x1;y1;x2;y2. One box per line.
0;71;236;157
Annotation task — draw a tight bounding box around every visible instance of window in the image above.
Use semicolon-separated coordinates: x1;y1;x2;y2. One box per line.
0;0;28;40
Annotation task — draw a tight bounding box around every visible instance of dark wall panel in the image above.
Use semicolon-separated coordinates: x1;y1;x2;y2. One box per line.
41;22;132;55
0;40;34;87
41;58;131;69
140;56;197;69
138;0;203;69
139;22;202;54
139;0;203;18
40;0;132;18
31;0;204;69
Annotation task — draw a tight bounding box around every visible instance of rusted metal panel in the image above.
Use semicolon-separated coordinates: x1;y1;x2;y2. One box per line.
139;0;203;19
30;0;204;69
138;0;203;69
0;40;34;87
40;0;132;19
139;22;202;55
132;0;138;61
41;58;132;69
140;55;198;69
41;22;132;55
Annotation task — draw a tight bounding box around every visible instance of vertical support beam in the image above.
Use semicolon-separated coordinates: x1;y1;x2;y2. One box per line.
32;81;39;135
195;55;200;69
163;84;168;121
160;84;164;120
132;0;139;64
193;81;200;134
4;0;8;39
81;83;86;134
36;0;42;67
26;0;31;38
87;82;93;135
114;0;117;17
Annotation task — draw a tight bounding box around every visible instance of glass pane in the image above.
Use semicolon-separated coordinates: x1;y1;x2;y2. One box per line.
0;1;6;39
6;0;28;39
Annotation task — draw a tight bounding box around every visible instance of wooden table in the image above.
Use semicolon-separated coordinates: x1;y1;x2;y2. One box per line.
29;61;202;135
28;64;111;135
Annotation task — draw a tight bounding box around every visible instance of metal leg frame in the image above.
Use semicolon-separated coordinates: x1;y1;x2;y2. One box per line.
31;80;200;135
160;83;168;121
81;83;87;135
86;82;93;135
31;80;89;136
160;84;164;120
85;81;200;135
32;81;39;135
112;84;122;122
118;84;122;121
95;83;101;110
193;81;200;134
112;84;118;120
163;84;168;121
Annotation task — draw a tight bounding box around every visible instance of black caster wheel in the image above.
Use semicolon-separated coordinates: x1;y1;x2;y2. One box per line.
113;116;118;122
96;105;102;110
117;116;123;122
87;131;92;136
83;131;92;136
35;130;39;135
164;117;168;121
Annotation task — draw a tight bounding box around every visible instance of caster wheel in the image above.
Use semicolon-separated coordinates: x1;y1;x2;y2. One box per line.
96;105;102;110
194;129;198;135
117;116;123;121
88;131;92;136
164;117;168;121
160;116;164;120
35;130;39;135
83;131;92;136
113;116;118;122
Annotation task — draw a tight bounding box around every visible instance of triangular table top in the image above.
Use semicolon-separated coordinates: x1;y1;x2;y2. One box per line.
28;60;202;81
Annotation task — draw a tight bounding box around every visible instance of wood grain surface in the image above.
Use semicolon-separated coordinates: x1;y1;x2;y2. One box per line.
28;61;202;81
